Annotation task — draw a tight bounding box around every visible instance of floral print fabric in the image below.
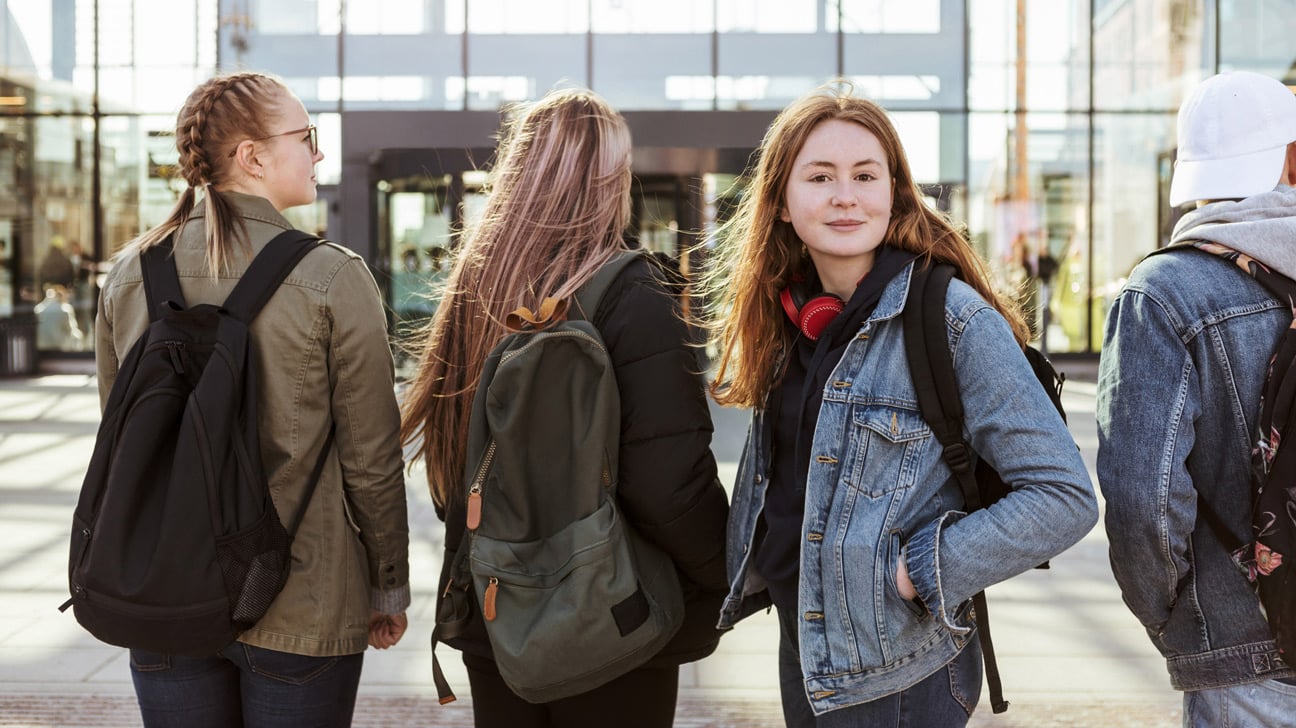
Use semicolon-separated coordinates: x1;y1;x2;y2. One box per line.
1195;241;1296;657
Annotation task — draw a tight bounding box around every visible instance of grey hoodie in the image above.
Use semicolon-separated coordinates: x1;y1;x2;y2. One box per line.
1170;185;1296;279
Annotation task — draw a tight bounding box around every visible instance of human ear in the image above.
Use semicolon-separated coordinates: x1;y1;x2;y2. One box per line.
779;208;791;223
1285;142;1296;186
232;140;263;179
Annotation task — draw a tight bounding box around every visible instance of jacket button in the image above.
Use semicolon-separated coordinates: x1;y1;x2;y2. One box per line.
384;565;395;573
754;474;763;484
804;611;824;621
806;532;823;542
386;577;396;586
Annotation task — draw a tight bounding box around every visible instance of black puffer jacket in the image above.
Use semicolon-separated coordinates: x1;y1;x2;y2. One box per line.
437;252;730;667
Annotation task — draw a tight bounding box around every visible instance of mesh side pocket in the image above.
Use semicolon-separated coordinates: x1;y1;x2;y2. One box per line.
216;508;292;630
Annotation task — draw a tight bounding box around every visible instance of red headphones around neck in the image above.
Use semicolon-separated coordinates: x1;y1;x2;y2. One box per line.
780;281;843;341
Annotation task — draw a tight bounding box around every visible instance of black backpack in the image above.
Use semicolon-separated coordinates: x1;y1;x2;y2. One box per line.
430;250;684;704
61;229;332;656
903;262;1067;714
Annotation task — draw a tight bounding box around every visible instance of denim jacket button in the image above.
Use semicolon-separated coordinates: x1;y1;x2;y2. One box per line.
804;611;824;621
806;532;824;542
755;474;763;484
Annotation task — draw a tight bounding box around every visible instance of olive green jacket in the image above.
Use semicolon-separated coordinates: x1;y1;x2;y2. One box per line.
95;192;410;657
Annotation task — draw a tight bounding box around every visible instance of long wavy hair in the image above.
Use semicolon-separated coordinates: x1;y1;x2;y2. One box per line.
125;72;292;274
705;82;1029;409
400;88;633;508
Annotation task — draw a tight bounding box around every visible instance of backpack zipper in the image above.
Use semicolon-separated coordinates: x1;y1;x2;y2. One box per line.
499;330;605;364
466;440;495;531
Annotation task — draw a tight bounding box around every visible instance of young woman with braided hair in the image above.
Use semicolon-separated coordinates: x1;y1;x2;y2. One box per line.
95;72;410;727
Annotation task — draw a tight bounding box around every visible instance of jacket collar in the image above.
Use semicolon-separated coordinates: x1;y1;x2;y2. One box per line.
866;256;918;324
187;190;294;230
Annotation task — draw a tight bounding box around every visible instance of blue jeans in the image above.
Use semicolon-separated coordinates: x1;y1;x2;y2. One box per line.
1184;678;1296;728
129;643;364;728
777;607;981;727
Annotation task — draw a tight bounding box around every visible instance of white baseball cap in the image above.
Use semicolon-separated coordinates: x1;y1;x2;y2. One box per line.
1169;71;1296;207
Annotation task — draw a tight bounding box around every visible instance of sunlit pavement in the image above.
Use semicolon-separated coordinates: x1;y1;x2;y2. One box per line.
0;361;1183;727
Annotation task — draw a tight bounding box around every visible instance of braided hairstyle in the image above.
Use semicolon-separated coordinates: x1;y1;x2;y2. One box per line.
131;72;291;275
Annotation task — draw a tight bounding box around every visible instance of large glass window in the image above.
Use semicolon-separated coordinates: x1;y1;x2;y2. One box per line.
471;0;588;33
592;0;713;110
969;0;1091;112
593;0;711;32
836;0;942;33
967;111;1093;352
3;0;1288;359
1091;0;1204;111
1219;0;1296;78
1091;111;1175;349
466;1;588;110
716;0;833;110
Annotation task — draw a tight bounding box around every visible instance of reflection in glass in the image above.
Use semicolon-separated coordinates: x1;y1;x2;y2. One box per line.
1091;0;1202;111
1091;111;1175;350
967;111;1094;353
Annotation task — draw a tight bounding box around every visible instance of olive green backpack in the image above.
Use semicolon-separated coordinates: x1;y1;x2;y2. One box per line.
430;250;684;705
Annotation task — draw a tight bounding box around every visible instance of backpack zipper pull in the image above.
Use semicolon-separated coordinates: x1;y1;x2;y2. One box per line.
483;577;498;621
165;342;186;374
466;485;482;530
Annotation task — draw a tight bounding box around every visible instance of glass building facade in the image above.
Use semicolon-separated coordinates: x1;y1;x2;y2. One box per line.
2;0;1294;357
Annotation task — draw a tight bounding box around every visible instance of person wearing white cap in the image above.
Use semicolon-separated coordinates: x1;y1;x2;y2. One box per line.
1098;70;1296;727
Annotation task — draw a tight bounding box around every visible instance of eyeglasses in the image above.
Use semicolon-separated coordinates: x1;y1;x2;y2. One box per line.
228;125;318;157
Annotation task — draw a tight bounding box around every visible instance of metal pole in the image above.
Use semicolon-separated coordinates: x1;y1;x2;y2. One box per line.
92;0;103;265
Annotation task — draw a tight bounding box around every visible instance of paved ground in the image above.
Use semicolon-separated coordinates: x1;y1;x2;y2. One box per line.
0;359;1186;727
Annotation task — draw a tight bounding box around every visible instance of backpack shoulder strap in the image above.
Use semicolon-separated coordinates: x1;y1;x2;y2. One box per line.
902;260;1011;713
570;249;648;323
140;235;185;322
222;229;322;323
903;262;982;507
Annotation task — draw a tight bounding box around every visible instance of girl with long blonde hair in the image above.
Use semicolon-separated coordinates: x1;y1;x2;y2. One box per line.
95;72;410;727
709;82;1098;726
401;87;729;728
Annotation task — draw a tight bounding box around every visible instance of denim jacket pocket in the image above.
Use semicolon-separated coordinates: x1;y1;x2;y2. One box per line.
886;530;927;620
847;405;930;497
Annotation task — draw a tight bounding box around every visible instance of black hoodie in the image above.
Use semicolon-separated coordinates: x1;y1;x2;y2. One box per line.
754;245;917;616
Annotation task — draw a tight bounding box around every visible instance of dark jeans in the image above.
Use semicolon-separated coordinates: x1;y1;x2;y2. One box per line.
777;606;982;727
129;643;364;728
462;652;679;728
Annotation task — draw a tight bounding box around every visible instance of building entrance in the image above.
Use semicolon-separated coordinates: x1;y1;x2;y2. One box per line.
369;146;752;368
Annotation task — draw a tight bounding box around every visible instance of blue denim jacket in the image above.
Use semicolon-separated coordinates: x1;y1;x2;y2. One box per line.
719;261;1098;715
1097;248;1296;691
